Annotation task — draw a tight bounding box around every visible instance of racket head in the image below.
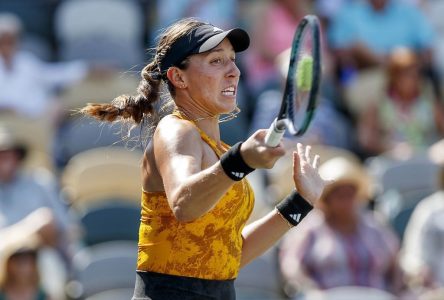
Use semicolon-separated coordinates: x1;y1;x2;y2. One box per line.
281;15;322;136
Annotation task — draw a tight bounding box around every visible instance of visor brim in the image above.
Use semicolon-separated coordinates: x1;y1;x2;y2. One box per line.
198;28;250;53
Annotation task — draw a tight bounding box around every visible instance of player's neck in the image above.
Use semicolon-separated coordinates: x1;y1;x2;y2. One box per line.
174;107;221;144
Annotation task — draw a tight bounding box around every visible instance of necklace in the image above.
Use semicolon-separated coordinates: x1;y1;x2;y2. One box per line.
219;106;241;123
174;106;241;123
173;109;217;123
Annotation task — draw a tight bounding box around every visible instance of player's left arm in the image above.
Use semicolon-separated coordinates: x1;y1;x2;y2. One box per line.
240;143;326;267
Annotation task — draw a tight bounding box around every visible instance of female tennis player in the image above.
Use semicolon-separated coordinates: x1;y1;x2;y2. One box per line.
82;18;326;300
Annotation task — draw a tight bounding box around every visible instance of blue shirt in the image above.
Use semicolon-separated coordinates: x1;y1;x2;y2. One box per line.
0;171;70;231
329;0;434;54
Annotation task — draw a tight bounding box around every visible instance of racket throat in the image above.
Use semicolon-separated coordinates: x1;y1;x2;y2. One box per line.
275;119;287;131
264;118;287;147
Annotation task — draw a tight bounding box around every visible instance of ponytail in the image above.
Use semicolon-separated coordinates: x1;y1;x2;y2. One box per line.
81;18;205;133
81;60;162;125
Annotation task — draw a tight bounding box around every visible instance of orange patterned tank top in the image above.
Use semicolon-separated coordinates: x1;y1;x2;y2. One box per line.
136;113;255;280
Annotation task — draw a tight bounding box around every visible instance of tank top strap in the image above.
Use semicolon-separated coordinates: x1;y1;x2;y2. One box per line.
171;111;228;158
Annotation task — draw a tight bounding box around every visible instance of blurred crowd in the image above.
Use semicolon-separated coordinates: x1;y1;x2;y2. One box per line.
0;0;444;299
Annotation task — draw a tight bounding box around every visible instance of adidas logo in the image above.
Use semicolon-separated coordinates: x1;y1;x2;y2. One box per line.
290;213;302;223
231;171;245;179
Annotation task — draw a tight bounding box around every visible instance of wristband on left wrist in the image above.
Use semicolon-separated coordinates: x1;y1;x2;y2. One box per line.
276;190;313;227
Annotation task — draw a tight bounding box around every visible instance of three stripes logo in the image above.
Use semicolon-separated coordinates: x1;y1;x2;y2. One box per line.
231;171;245;179
290;213;302;223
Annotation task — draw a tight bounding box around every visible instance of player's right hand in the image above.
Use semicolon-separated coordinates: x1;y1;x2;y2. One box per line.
240;130;286;169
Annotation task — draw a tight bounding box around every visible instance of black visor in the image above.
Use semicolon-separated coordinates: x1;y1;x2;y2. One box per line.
159;24;250;74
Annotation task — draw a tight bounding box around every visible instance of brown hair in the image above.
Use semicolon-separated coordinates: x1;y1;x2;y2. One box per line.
81;18;206;129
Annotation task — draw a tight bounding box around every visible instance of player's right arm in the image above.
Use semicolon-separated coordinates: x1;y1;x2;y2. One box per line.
153;117;284;222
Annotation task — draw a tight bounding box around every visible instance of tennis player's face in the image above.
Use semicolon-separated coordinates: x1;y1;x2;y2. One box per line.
183;38;240;115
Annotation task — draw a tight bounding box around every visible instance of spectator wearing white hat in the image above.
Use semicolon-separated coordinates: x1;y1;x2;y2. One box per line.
0;126;70;232
279;156;403;297
0;208;56;300
0;125;77;298
0;126;75;268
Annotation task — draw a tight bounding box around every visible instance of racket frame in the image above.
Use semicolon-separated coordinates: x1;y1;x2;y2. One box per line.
264;15;322;147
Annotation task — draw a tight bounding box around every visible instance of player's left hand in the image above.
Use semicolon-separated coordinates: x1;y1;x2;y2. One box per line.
292;143;327;205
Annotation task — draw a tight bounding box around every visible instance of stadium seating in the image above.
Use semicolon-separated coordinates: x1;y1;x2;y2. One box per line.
235;246;286;300
61;147;142;209
372;156;440;238
54;0;144;68
303;286;396;300
59;71;139;111
55;117;130;166
79;201;140;246
86;288;135;300
68;241;138;298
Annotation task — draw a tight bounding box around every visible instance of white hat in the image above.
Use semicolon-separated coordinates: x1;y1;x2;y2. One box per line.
0;13;22;37
319;156;372;202
0;126;27;160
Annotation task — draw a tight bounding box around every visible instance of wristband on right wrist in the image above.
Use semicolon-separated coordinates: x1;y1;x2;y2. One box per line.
220;142;255;181
276;190;313;227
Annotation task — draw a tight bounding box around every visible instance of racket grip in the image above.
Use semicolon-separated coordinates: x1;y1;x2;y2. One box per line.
265;119;285;147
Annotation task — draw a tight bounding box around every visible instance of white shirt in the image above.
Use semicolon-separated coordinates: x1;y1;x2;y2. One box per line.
0;51;88;117
401;191;444;285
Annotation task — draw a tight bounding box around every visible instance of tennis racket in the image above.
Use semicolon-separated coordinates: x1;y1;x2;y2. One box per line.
264;15;322;147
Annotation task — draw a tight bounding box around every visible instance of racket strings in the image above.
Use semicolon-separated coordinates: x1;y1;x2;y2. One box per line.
291;26;315;134
264;15;321;146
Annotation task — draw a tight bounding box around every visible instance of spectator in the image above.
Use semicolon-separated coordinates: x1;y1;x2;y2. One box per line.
0;247;50;300
279;157;403;297
401;139;444;290
0;208;56;300
0;0;58;56
0;13;88;119
154;0;237;33
357;47;444;157
314;0;348;23
244;0;309;97
0;126;74;263
329;0;434;83
0;125;76;298
0;126;65;228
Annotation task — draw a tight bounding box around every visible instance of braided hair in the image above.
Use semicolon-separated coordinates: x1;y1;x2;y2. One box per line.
81;18;205;128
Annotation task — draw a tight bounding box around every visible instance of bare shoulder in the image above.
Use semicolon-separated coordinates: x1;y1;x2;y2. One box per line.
142;116;204;190
153;115;203;155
